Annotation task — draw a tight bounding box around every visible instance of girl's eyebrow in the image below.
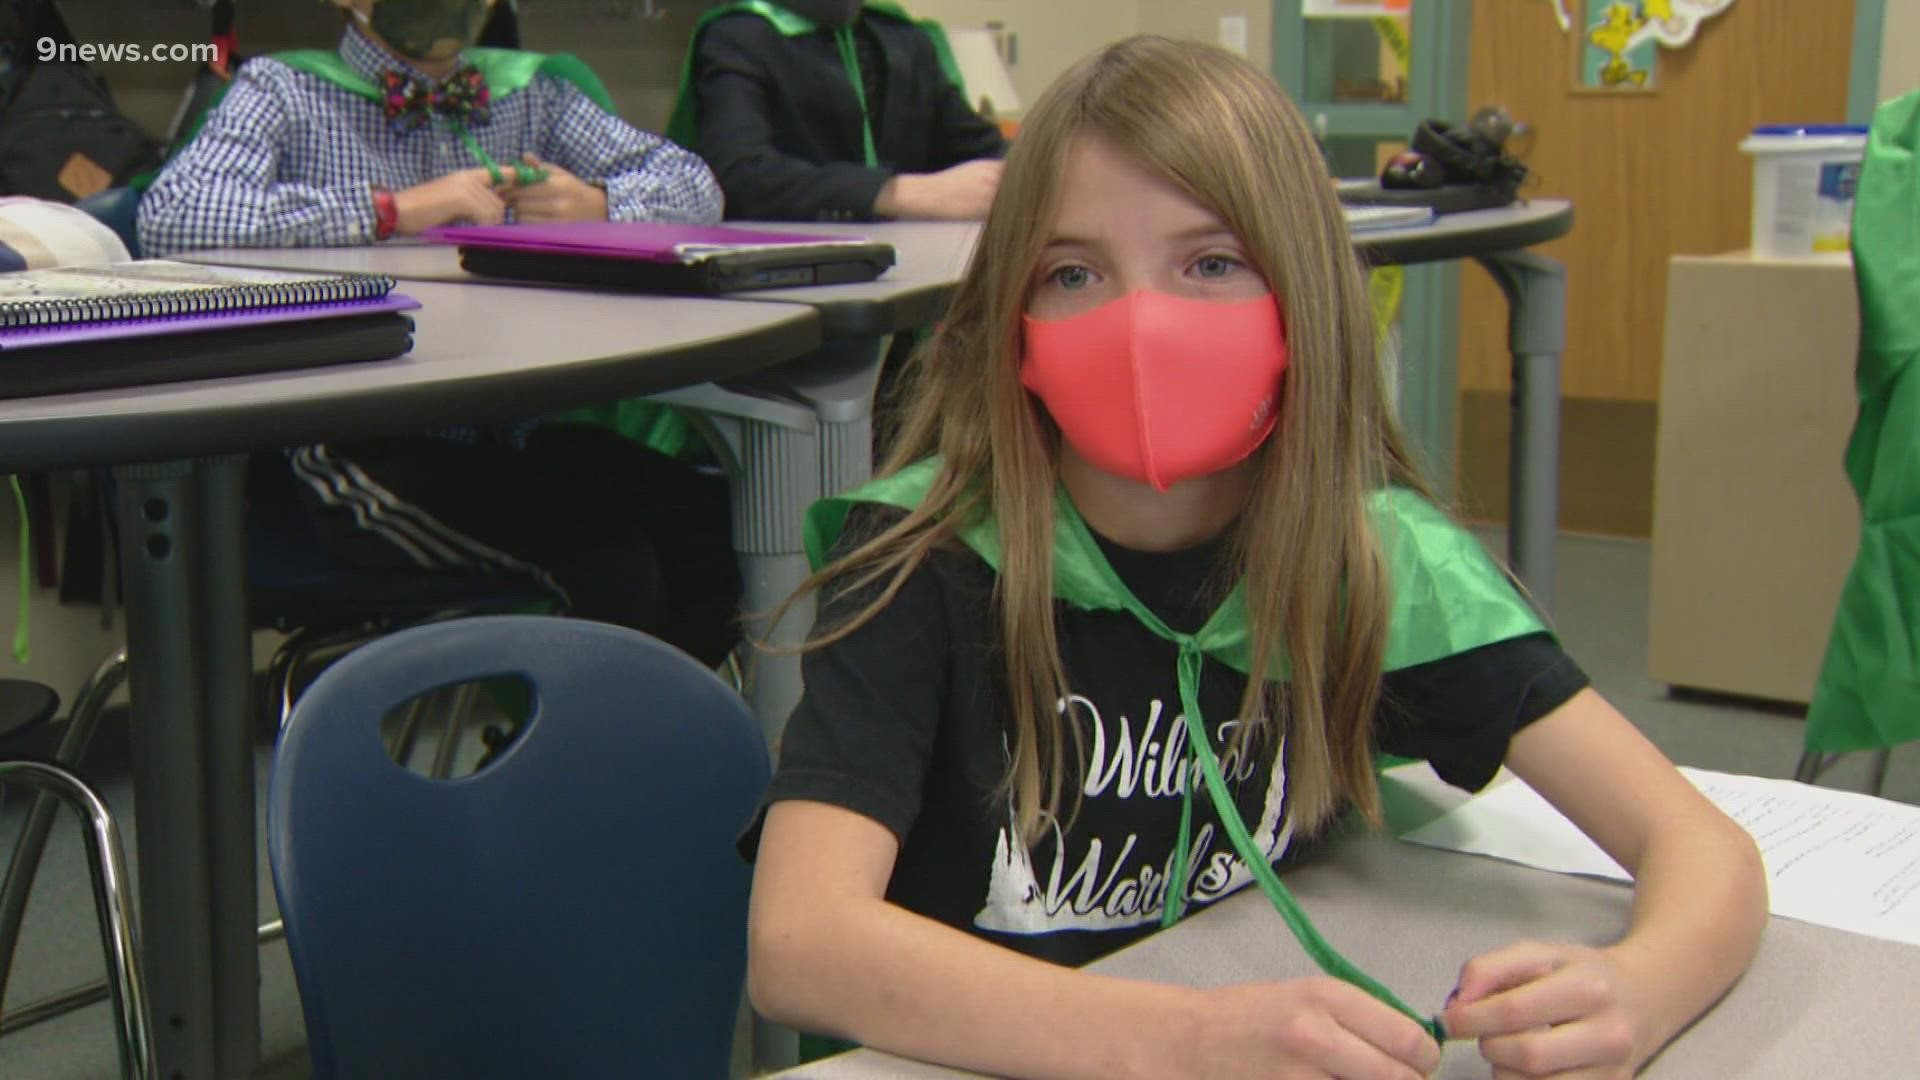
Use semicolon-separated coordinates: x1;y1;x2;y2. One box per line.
1043;226;1242;250
1039;233;1099;251
1171;225;1242;245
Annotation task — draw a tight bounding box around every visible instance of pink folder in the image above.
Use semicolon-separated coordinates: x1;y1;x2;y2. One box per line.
422;221;878;264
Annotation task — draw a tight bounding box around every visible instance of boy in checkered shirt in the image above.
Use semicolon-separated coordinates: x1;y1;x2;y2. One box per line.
140;0;720;250
138;0;742;667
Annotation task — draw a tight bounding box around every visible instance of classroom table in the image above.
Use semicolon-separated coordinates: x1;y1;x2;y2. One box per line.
0;283;819;1080
777;782;1920;1079
184;222;986;742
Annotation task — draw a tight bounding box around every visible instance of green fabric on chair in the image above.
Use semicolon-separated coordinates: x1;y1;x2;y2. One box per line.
1806;91;1920;757
798;1032;860;1062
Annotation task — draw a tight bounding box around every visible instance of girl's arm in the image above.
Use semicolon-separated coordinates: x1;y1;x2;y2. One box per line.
1441;688;1767;1076
751;799;1442;1080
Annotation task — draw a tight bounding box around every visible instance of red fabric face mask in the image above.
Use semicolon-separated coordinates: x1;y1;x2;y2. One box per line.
1020;290;1289;491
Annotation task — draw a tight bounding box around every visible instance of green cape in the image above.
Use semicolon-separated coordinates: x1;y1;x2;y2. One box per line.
805;457;1544;681
1807;90;1920;754
663;0;967;168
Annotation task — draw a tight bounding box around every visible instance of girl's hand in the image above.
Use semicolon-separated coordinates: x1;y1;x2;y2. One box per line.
505;154;609;222
1185;977;1441;1079
1441;940;1646;1079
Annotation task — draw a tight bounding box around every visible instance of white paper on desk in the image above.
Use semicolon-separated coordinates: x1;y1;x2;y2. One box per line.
1397;767;1920;946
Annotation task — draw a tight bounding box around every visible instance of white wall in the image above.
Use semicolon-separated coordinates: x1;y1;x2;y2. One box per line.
1138;0;1273;72
902;0;1272;114
1881;0;1920;103
905;0;1137;110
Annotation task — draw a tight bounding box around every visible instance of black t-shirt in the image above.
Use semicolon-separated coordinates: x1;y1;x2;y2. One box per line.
761;509;1588;967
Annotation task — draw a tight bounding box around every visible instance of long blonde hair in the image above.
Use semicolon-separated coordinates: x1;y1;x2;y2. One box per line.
798;36;1431;843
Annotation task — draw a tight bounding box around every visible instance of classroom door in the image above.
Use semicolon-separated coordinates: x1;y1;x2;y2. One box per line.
1455;0;1854;535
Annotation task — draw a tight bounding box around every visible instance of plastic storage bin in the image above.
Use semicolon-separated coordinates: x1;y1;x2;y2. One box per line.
1738;124;1868;258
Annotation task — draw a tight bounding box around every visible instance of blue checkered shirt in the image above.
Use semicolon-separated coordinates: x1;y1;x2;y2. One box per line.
138;25;721;255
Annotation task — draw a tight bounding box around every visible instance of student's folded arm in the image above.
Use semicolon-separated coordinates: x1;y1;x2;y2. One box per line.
921;41;1008;170
1484;688;1767;1064
692;30;894;220
536;76;722;224
750;800;1209;1080
136;67;380;256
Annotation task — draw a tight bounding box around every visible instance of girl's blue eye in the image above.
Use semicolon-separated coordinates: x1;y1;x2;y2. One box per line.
1050;265;1092;290
1194;254;1241;279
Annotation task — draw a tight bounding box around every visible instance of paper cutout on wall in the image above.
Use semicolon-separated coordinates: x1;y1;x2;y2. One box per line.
1574;0;1737;92
1632;0;1736;48
1580;2;1657;90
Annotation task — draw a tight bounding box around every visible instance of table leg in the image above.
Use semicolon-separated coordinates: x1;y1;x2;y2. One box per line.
1474;251;1567;616
772;337;886;498
727;336;887;1075
731;418;823;746
113;457;259;1080
652;382;824;746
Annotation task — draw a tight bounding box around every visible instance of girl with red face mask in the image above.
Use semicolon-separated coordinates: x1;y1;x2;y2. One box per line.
746;36;1764;1080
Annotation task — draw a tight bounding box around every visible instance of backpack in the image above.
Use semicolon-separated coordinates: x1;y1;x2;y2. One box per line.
0;1;160;201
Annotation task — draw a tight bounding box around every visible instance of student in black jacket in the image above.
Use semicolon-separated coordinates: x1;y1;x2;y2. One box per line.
679;0;1006;221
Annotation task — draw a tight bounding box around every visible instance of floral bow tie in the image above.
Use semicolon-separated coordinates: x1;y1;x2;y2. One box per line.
383;64;491;133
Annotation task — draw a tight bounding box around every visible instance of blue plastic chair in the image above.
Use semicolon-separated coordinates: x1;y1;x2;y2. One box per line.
267;615;770;1079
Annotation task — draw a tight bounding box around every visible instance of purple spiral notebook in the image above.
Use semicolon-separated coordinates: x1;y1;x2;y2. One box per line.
425;222;896;292
0;294;420;351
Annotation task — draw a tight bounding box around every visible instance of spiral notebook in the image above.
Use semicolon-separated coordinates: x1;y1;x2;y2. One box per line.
425;222;897;292
0;260;420;399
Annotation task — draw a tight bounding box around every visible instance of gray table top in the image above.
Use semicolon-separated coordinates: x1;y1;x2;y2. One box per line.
780;802;1918;1078
1355;199;1574;267
0;279;818;470
183;220;985;340
180;203;1569;344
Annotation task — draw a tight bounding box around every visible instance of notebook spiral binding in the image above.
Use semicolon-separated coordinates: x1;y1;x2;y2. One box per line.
0;273;398;330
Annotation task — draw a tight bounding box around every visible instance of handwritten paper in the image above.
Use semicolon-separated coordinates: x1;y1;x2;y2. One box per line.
1397;767;1920;946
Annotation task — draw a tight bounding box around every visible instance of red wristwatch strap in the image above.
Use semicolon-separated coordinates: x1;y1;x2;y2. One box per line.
372;189;398;240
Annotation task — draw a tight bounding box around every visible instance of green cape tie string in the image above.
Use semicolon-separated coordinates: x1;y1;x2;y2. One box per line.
1070;534;1439;1042
1159;641;1444;1043
831;24;881;168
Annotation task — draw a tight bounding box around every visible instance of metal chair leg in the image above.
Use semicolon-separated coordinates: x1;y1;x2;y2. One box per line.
0;647;128;1002
0;759;154;1080
271;622;387;733
428;683;481;779
720;648;748;696
1796;746;1896;796
385;694;434;768
1868;748;1893;796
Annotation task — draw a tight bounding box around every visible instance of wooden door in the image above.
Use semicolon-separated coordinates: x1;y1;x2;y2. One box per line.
1456;0;1854;533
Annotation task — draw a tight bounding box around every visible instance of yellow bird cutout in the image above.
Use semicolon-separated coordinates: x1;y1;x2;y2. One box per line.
1587;2;1650;88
